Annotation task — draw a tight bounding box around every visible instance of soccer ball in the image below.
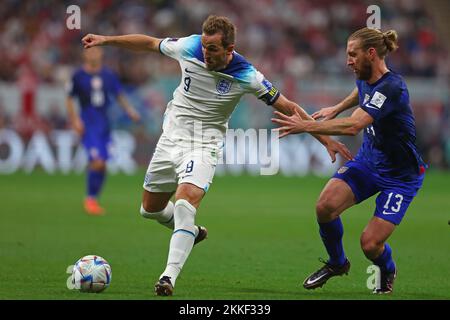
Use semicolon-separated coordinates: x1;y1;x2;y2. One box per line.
71;255;112;293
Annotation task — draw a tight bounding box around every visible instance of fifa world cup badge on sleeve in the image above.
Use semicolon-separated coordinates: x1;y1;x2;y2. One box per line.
370;91;387;109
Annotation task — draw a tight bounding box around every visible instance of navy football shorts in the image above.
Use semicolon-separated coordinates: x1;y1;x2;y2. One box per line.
332;160;424;225
82;132;111;162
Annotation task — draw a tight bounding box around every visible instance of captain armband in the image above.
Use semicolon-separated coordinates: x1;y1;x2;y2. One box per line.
259;86;280;105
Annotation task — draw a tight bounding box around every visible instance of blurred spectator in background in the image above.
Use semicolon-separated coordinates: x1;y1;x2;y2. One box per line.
0;0;446;84
66;46;140;215
0;0;448;168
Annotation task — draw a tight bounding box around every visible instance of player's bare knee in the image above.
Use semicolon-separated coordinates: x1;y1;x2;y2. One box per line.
316;198;338;222
89;160;106;171
175;184;204;208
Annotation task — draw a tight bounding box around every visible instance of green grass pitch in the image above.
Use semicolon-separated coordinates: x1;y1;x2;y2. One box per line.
1;170;449;300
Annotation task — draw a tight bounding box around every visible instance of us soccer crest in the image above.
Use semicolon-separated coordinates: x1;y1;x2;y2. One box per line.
338;166;349;174
363;94;370;105
216;78;232;94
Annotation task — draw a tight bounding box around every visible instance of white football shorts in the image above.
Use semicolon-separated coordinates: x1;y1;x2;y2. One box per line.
143;134;223;193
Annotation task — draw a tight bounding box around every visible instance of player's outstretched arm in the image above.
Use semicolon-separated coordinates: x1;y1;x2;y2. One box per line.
312;87;359;120
82;34;162;53
272;106;373;137
272;94;353;162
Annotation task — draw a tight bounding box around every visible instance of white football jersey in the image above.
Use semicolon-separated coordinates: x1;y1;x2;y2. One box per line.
159;35;280;145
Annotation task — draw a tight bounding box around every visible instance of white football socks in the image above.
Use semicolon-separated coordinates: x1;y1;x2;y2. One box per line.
160;199;197;286
140;202;199;235
140;201;175;229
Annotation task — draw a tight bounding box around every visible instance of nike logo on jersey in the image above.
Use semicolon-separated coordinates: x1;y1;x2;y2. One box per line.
184;68;199;74
382;210;397;215
365;103;381;110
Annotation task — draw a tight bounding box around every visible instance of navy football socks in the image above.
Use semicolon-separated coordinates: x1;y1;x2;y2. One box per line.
87;169;106;198
318;217;347;266
371;243;396;273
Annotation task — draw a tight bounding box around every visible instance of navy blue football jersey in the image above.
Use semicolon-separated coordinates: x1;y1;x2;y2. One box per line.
355;71;425;180
68;67;123;135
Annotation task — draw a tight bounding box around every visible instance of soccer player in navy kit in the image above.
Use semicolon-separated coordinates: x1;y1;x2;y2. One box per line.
66;47;140;215
272;27;426;294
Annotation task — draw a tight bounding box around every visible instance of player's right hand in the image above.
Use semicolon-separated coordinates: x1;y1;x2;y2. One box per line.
312;106;339;121
82;34;106;49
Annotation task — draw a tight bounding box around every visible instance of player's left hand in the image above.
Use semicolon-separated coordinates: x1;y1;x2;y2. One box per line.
325;140;353;163
271;109;306;138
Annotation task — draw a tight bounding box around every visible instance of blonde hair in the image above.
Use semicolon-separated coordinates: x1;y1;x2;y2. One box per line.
202;15;236;48
349;27;399;58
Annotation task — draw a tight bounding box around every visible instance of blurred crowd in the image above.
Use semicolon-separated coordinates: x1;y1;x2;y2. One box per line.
0;0;448;84
0;0;449;168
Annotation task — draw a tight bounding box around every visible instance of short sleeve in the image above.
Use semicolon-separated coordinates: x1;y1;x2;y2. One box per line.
246;69;280;105
159;35;201;61
360;83;398;121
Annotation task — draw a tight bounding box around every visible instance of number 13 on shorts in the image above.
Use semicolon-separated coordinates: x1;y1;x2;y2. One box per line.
383;192;403;214
375;191;413;225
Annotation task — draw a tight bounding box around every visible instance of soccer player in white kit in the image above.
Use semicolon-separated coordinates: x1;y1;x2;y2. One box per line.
82;15;352;296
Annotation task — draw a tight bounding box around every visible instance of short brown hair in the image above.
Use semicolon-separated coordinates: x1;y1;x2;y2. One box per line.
349;27;399;58
202;15;236;48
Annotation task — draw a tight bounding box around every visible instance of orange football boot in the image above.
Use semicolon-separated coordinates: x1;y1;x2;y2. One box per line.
84;197;105;215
